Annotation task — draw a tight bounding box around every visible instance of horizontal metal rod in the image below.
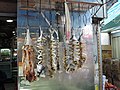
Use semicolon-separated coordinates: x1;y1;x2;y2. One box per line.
0;12;16;17
20;7;88;12
51;0;102;6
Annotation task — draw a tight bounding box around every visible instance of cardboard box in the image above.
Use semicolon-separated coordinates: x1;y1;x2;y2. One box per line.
102;45;112;60
102;45;112;50
103;59;112;78
111;60;120;71
111;59;120;81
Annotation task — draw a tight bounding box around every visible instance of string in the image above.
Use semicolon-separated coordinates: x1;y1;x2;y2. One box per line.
26;0;29;28
49;0;52;27
38;0;42;37
78;3;81;29
71;3;74;33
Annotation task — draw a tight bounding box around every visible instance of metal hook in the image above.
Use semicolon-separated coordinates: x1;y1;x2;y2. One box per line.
49;0;52;26
83;12;87;26
78;28;83;42
78;11;81;28
71;3;74;29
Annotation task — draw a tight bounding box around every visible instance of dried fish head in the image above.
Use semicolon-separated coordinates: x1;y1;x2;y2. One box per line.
25;28;33;46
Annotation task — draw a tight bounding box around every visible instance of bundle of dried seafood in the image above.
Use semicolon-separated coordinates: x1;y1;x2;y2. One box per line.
63;31;86;73
36;29;46;77
22;28;36;82
49;30;59;74
66;33;78;72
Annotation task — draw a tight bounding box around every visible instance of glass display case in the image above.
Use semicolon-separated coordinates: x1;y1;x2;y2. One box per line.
17;0;102;90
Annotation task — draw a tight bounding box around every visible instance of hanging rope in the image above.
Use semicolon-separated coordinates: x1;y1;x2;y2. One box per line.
49;0;52;26
41;11;57;34
38;0;42;37
41;12;51;27
78;3;81;29
71;3;74;30
83;12;87;26
26;0;29;27
78;6;83;42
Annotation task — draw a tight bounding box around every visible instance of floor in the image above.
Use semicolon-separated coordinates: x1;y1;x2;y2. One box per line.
114;80;120;89
4;83;15;90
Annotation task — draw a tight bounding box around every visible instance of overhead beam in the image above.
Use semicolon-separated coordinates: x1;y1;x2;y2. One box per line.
0;13;16;17
0;1;16;13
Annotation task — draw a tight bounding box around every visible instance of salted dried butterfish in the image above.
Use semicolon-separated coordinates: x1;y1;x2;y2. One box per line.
22;28;36;82
36;28;47;78
49;30;59;73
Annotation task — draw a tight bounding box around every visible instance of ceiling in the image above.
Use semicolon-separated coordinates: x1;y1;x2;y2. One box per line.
0;0;17;39
0;0;16;3
0;0;101;39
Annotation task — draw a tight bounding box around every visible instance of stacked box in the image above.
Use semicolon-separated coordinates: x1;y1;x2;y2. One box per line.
111;60;119;71
102;59;112;79
102;45;112;80
111;59;120;81
102;45;112;60
103;59;120;87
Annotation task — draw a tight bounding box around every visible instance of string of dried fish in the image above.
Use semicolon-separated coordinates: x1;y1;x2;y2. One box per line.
49;30;59;74
22;28;36;82
36;30;47;77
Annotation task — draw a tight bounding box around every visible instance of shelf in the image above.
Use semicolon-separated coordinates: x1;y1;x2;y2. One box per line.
19;0;102;12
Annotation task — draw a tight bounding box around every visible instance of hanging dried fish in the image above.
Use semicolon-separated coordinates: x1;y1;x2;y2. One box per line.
66;33;77;72
55;30;60;71
63;46;67;70
22;28;36;82
77;29;86;68
41;11;61;77
74;40;81;69
79;42;86;68
65;30;86;72
36;29;46;77
49;29;59;73
37;29;43;60
63;0;72;72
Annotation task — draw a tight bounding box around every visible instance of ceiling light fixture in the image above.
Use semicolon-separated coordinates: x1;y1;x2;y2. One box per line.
6;19;13;22
12;31;15;33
